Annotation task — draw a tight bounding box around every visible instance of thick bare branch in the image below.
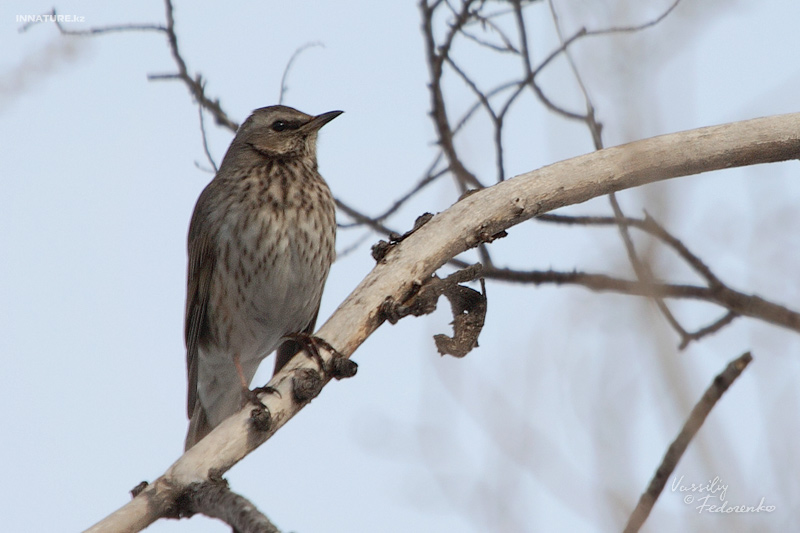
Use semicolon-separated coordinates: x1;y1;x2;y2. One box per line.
86;113;800;532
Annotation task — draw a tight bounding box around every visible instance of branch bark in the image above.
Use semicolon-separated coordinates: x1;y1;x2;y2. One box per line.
85;112;800;531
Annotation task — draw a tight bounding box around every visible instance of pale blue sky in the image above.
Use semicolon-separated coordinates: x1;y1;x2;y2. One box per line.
3;1;800;532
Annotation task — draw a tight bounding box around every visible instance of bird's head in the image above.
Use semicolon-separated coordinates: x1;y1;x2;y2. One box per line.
232;105;343;161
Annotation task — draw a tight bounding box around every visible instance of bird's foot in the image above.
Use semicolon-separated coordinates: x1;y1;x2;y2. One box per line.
284;333;357;380
284;332;326;370
242;387;272;433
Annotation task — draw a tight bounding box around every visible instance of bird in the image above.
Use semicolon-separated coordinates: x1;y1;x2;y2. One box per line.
184;105;341;450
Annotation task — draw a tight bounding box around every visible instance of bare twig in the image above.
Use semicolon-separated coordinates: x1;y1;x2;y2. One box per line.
546;0;603;146
481;268;800;334
31;1;239;134
151;0;238;132
538;214;722;286
337;155;449;229
623;351;753;533
278;41;325;105
678;311;738;350
336;198;399;237
543;0;690;342
595;0;683;36
420;0;484;189
519;0;683;123
537;212;734;346
460;3;521;55
460;28;518;54
608;192;693;341
444;57;507;182
197;103;218;173
336;231;374;259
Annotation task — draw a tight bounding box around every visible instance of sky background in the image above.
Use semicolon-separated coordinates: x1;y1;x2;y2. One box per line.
3;1;800;532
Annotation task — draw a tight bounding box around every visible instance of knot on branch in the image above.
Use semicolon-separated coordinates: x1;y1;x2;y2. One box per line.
175;475;280;532
329;355;358;379
249;405;272;433
130;481;149;498
372;212;434;262
380;264;487;358
292;368;323;404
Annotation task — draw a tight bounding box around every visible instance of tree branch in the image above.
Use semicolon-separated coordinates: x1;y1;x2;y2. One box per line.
86;112;800;531
420;0;484;189
180;478;281;533
151;0;238;132
623;351;753;533
481;268;799;333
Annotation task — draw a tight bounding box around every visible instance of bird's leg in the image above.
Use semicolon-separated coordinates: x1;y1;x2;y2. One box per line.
233;353;268;409
234;353;273;433
233;353;249;390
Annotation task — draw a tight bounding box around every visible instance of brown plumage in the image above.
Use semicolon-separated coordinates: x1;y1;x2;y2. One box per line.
184;105;341;450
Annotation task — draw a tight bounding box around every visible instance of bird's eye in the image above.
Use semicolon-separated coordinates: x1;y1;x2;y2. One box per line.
271;120;288;132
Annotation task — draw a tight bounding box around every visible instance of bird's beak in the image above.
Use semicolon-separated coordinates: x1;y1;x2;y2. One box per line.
304;110;344;131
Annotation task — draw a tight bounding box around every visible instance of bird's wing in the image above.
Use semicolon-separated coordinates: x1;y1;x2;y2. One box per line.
185;183;221;419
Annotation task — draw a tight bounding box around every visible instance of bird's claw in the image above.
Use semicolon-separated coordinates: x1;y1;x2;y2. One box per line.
283;332;356;379
243;388;272;432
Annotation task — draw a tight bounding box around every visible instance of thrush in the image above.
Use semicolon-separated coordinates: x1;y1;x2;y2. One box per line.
184;105;341;450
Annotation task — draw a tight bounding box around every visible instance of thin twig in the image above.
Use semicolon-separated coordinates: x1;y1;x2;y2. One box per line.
623;351;753;533
538;214;723;292
608;192;692;342
547;0;603;147
543;0;689;342
154;0;239;132
338;155;449;229
197;102;218;173
539;212;726;340
481;268;800;334
336;231;374;258
336;199;398;237
522;0;683;123
278;42;325;105
595;0;683;36
444;57;506;182
32;1;240;135
460;28;519;54
678;311;739;350
420;0;484;189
